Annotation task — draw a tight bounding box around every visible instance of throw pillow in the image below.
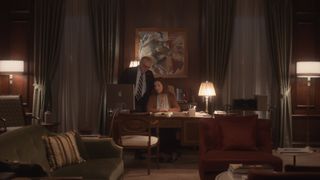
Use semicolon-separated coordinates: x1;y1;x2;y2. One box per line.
42;131;85;170
217;115;258;151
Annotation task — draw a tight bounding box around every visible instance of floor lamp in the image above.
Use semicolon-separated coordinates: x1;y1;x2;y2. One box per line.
0;60;24;94
198;81;216;113
296;61;320;146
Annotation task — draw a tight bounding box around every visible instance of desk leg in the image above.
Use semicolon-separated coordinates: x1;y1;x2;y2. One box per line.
293;155;296;166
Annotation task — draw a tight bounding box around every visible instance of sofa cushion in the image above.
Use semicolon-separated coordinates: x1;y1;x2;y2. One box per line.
200;150;283;172
0;125;51;172
217;115;257;150
42;132;85;170
51;158;124;180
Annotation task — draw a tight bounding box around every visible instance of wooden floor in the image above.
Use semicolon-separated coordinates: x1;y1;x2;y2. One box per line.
123;148;320;180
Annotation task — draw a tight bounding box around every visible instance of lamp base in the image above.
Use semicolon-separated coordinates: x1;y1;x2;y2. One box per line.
205;96;209;113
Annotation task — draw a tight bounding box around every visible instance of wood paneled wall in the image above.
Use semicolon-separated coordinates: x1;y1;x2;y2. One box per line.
292;0;320;146
0;0;34;111
292;0;320;115
119;0;203;103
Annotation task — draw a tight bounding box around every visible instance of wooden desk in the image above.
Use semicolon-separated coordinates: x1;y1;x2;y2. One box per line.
116;112;211;146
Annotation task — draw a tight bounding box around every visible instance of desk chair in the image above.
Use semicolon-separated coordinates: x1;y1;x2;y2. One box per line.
116;114;159;175
0;95;39;132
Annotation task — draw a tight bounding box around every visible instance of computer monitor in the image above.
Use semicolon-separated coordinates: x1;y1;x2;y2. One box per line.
232;99;257;110
106;84;135;111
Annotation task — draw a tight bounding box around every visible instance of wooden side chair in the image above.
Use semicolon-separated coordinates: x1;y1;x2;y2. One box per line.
0;95;39;132
116;113;159;175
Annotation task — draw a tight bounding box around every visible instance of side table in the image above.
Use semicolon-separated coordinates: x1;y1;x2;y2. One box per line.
276;147;314;166
40;122;59;132
0;172;15;180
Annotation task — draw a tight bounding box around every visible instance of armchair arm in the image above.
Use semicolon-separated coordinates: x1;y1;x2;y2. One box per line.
81;137;123;159
25;112;41;125
0;117;7;132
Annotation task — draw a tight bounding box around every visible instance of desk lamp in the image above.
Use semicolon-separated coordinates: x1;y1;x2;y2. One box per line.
296;61;320;86
129;60;140;67
0;60;24;93
198;81;216;113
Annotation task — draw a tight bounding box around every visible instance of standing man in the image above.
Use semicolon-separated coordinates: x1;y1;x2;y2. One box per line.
119;56;155;112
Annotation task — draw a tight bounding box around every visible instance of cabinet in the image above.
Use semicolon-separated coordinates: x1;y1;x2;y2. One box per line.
292;115;320;147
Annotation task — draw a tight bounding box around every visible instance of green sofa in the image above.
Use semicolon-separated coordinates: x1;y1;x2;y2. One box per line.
0;125;124;180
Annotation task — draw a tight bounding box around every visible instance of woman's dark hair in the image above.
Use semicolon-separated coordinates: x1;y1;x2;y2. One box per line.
152;78;169;94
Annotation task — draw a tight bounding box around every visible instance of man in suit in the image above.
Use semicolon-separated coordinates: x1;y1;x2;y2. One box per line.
119;56;155;112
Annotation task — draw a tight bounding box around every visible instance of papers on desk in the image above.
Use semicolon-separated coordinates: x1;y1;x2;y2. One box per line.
152;111;211;118
195;111;211;117
153;112;174;117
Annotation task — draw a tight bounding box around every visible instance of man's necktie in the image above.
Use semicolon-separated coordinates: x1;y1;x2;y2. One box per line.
135;73;144;100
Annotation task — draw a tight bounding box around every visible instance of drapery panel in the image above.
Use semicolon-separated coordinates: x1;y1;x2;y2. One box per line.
89;0;120;135
265;0;293;147
52;0;100;133
33;0;65;119
202;0;236;110
223;0;273;110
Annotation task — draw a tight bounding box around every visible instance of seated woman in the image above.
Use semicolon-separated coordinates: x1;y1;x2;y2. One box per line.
147;78;181;162
147;78;180;112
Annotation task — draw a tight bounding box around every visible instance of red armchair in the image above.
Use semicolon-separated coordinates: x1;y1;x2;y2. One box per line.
199;115;282;180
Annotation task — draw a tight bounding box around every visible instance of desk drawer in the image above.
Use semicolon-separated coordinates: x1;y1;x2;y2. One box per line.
182;120;199;146
159;119;182;128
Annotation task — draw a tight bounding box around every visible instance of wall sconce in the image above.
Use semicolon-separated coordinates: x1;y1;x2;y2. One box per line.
198;81;216;113
129;60;140;67
0;60;24;93
296;61;320;86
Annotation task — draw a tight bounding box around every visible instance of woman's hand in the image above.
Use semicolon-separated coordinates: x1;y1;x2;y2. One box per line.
158;108;169;112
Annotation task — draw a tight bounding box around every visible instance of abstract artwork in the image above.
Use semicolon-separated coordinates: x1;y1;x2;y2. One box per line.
135;28;187;78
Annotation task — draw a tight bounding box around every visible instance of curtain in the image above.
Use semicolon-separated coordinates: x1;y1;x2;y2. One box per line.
202;0;236;110
265;0;293;147
89;0;120;135
223;0;273;108
52;0;100;132
33;0;65;119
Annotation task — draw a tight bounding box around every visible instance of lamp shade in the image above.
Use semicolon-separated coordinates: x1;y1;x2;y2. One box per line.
129;60;140;67
296;61;320;77
0;60;24;73
198;81;216;96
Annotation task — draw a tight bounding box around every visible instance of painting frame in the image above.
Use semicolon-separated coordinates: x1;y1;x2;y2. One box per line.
135;28;188;78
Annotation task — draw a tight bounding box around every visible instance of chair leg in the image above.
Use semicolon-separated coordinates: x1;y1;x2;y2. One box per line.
147;147;151;175
156;145;160;169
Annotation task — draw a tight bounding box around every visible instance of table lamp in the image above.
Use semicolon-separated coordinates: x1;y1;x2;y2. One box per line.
0;60;24;93
296;61;320;86
198;81;216;113
129;60;140;67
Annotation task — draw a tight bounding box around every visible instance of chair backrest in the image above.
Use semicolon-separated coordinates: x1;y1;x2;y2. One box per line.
199;115;272;152
115;114;159;144
0;95;25;127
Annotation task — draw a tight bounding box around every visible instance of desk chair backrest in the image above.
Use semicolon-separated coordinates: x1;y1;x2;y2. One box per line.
116;114;158;141
0;95;25;127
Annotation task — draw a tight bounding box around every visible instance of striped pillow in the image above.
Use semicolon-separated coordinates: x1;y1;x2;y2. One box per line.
42;131;85;170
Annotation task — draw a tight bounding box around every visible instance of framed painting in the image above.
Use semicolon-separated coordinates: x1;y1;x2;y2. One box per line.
135;28;188;78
